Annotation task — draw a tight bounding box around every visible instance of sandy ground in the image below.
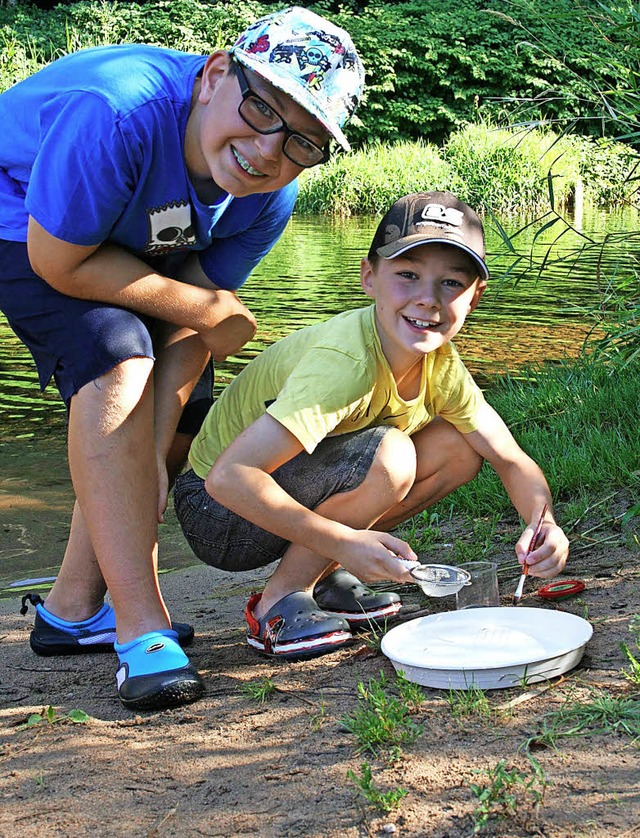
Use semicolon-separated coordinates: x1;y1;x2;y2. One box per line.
1;438;640;837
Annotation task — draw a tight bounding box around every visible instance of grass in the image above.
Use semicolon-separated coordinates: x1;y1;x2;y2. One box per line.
469;755;549;834
584;273;640;371
297;139;456;217
620;615;640;686
392;510;443;557
347;761;408;814
444;123;582;213
450;516;502;565
340;671;424;757
525;686;640;750
297;128;635;216
431;351;640;521
448;685;493;721
240;676;277;703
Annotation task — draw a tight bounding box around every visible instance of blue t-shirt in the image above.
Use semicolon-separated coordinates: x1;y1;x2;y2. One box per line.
0;44;297;290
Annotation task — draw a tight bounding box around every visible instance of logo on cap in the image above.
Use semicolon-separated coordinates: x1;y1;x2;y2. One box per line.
420;204;464;227
370;191;489;280
416;204;466;243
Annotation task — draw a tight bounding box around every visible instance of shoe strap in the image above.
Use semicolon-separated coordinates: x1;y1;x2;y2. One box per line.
20;592;44;615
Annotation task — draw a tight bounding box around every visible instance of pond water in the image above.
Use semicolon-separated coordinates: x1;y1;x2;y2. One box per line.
1;205;639;436
0;205;638;590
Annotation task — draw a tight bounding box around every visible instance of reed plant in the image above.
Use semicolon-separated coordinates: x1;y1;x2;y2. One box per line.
583;274;640;370
297;129;633;216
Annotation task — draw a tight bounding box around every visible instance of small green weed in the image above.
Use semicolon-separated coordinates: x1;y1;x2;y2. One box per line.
513;668;531;689
19;705;89;729
620;615;640;685
574;599;589;621
240;676;277;703
347;761;408;813
395;511;443;555
396;671;427;712
340;671;424;757
360;616;391;654
469;754;548;834
448;685;492;720
309;700;328;732
452;515;500;564
526;686;640;749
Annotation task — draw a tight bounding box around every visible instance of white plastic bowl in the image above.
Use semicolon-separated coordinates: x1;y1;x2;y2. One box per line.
381;607;593;690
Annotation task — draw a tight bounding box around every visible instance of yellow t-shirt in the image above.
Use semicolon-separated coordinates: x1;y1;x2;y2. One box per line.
188;305;485;478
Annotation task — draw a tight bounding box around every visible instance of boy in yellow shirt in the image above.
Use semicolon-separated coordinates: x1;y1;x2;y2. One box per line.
174;191;569;659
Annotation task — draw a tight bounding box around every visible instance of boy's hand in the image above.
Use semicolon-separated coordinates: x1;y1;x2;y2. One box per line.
199;305;257;361
340;530;416;584
157;456;169;524
516;520;569;579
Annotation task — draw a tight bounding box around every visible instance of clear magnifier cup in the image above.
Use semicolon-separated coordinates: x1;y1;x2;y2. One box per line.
455;561;500;609
409;564;471;598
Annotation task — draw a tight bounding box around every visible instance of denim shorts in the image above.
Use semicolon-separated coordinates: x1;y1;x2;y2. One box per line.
173;425;390;572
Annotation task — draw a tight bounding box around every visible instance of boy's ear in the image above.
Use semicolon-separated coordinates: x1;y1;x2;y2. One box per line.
468;279;487;313
360;257;376;299
198;50;232;105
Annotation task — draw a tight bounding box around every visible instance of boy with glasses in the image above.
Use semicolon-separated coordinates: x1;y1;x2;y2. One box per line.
0;7;363;710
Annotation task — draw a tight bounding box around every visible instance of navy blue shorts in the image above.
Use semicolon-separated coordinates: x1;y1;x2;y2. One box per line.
0;239;213;432
0;239;155;406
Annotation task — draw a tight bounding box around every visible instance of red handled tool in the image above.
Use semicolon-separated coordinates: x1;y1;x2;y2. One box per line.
512;503;548;606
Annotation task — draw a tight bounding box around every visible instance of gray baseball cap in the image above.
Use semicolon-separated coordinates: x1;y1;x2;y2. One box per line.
370;191;489;280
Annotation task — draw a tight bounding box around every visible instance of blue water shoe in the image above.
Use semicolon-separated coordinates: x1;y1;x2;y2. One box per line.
115;630;204;711
21;593;194;655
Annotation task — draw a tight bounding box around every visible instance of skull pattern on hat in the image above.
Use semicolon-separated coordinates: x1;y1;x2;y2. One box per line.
231;6;364;152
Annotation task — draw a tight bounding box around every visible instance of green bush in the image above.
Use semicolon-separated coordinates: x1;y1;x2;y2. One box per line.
444;123;582;212
297;139;456;216
575;137;639;206
298;127;634;215
327;0;624;145
0;0;632;146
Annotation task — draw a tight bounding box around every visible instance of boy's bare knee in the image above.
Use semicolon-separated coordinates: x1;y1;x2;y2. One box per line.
411;417;483;491
456;444;483;485
372;428;417;498
71;356;154;430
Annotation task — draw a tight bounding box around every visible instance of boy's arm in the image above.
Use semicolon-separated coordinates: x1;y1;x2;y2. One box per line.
27;218;256;361
464;401;569;578
205;413;417;583
151;254;257;520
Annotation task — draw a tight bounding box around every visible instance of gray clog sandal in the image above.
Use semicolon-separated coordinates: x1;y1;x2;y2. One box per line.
313;569;402;628
245;591;353;660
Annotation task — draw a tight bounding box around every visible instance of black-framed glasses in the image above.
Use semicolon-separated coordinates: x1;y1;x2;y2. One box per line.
233;60;330;169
